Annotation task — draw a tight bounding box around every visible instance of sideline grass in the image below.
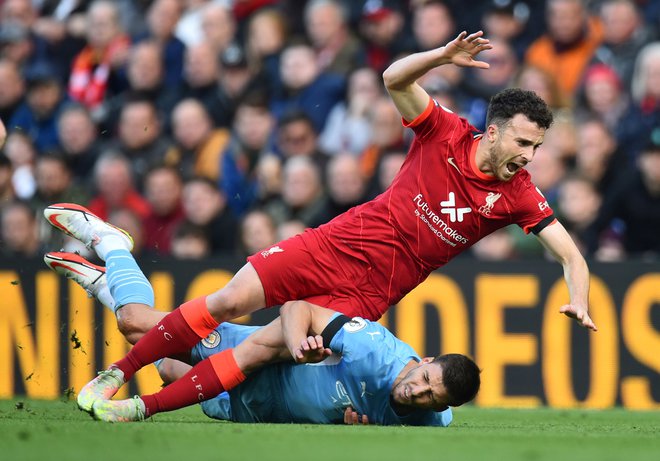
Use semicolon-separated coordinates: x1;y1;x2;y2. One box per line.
1;399;658;461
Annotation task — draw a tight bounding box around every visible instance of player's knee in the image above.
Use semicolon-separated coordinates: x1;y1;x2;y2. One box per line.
116;304;149;344
207;287;246;323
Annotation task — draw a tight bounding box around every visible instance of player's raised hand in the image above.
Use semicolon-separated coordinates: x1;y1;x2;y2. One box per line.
293;335;332;363
559;304;598;331
344;407;369;425
442;31;493;69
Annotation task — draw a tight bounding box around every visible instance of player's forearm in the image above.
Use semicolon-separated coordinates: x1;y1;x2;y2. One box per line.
233;318;291;374
382;48;451;91
280;300;313;359
562;252;590;309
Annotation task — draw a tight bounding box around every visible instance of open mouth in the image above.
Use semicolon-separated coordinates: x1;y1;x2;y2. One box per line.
506;162;522;173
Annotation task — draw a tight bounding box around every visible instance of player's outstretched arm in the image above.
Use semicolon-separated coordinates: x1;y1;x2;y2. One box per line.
383;31;492;122
280;300;335;363
536;222;597;331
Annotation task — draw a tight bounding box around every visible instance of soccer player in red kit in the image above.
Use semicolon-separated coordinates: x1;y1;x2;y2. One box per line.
46;31;596;415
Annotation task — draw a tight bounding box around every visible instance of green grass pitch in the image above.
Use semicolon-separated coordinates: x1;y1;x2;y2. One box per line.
1;399;658;461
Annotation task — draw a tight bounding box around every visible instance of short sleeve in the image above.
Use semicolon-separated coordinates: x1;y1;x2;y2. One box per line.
403;98;472;143
513;179;556;234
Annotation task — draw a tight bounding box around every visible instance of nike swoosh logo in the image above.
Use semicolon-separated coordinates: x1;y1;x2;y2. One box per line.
447;157;462;175
49;260;86;276
47;213;73;235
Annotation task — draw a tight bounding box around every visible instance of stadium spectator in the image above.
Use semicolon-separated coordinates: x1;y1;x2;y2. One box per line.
143;166;185;256
200;1;236;55
108;207;146;258
87;150;150;222
98;40;178;133
555;173;602;253
271;42;345;132
319;66;381;156
29;152;89;248
0;199;41;257
264;156;327;227
617;41;660;161
480;0;534;60
244;7;288;97
137;0;186;88
239;209;278;257
591;0;654;89
513;63;569;112
276;218;306;241
303;0;365;77
371;150;405;196
575;63;630;132
574;117;628;194
10;60;69;152
359;0;412;72
0;152;15;203
113;95;173;187
68;0;131;113
181;176;238;256
176;40;233;128
174;0;209;47
525;0;603;97
460;39;519;129
221;92;276;216
170;220;211;260
218;43;264;118
470;227;518;260
584;130;660;258
3;130;36;199
411;0;456;52
56;103;105;189
274;110;326;162
312;153;368;226
359;96;407;180
167;98;231;182
0;59;26;122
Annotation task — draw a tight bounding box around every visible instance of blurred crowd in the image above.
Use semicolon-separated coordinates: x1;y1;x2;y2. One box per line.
0;0;659;262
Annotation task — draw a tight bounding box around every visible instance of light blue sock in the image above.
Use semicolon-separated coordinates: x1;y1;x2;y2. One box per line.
105;249;155;312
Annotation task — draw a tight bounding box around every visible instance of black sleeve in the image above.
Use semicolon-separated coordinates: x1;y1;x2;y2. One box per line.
320;315;351;346
529;214;556;235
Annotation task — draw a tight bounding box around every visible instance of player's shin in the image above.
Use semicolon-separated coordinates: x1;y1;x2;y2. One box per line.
112;296;219;381
140;349;245;417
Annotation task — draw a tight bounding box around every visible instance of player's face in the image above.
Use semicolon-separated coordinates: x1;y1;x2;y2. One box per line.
488;114;545;182
391;360;449;411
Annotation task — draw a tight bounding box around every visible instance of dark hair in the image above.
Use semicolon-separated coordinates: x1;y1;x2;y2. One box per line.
486;88;553;130
433;353;481;406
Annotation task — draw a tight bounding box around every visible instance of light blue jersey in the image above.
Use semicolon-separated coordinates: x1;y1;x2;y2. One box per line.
190;315;453;426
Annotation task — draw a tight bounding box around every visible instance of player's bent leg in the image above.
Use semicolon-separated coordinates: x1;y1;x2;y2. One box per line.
116;303;168;344
205;262;266;323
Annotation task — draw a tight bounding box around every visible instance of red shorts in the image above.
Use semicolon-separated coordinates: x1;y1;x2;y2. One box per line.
247;228;389;320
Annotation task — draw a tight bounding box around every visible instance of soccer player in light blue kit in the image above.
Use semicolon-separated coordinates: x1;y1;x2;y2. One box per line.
44;247;479;426
193;311;464;426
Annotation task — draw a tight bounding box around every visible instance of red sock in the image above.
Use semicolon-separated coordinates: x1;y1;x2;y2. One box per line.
141;349;246;417
113;297;218;381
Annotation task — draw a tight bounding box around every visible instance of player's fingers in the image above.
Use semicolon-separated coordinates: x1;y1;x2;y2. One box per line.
344;407;352;424
466;30;484;41
300;339;311;351
361;414;369;425
351;411;358;424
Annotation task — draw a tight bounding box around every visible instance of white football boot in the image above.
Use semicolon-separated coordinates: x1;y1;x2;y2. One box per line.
92;396;146;422
43;203;133;259
43;251;116;310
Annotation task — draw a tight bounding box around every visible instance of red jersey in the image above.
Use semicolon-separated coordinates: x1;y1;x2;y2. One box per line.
317;98;555;310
